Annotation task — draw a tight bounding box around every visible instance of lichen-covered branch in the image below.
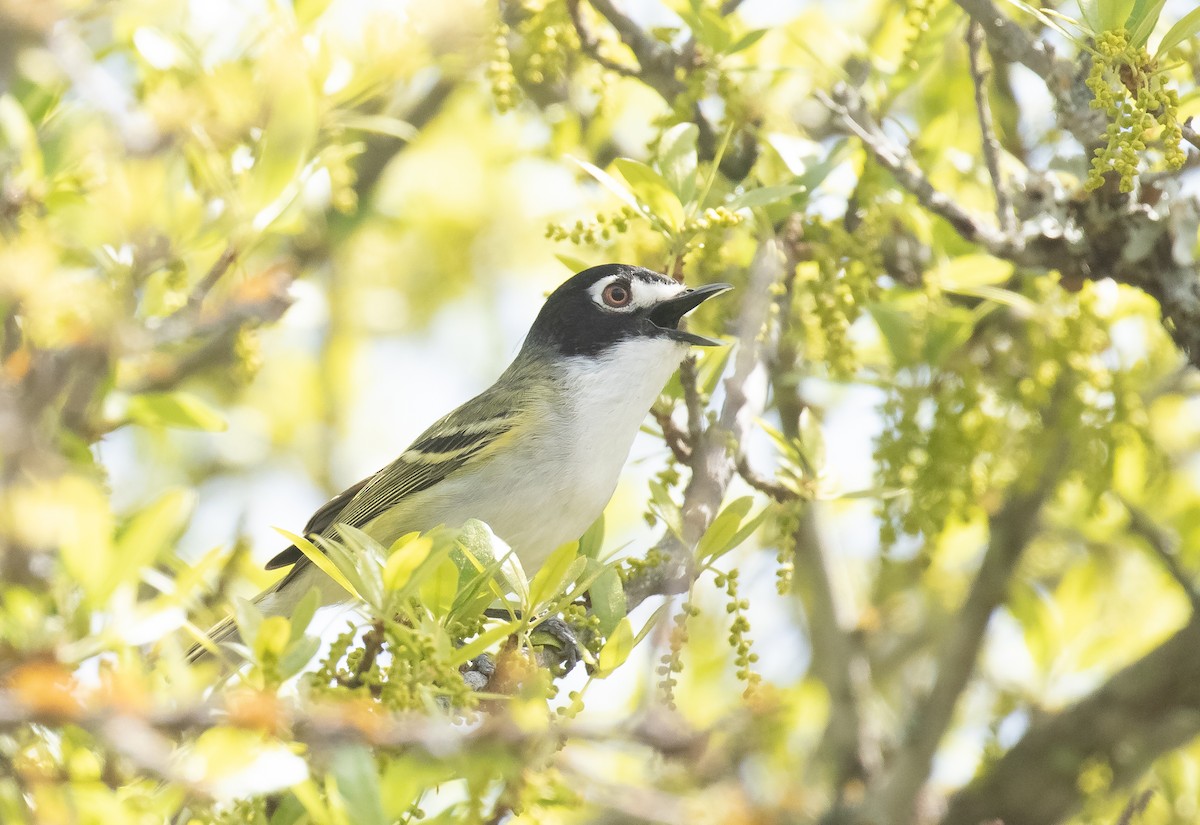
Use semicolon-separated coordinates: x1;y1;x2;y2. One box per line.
625;238;784;612
941;614;1200;825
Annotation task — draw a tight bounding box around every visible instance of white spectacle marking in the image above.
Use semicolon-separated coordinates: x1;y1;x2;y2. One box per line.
588;273;686;313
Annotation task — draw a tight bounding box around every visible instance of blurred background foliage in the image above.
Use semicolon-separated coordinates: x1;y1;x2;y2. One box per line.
4;0;1200;823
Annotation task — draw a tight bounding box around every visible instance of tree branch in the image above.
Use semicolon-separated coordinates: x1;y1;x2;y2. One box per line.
818;85;1016;257
624;238;784;612
967;21;1017;238
1122;499;1200;613
941;614;1200;825
865;400;1071;823
565;0;641;77
820;83;1200;372
953;0;1099;146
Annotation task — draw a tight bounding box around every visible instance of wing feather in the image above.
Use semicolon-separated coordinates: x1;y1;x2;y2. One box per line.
265;399;522;571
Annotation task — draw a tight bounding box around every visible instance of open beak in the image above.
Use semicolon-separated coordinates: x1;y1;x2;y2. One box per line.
649;282;733;346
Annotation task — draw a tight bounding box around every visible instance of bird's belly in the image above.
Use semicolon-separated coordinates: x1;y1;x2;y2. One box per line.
362;440;623;571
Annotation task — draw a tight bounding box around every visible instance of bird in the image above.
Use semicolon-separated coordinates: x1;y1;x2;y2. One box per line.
189;264;731;666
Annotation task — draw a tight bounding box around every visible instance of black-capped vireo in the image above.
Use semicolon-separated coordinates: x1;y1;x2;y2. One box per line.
191;264;730;665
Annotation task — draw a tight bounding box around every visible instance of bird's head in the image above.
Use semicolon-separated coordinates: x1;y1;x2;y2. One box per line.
523;264;732;358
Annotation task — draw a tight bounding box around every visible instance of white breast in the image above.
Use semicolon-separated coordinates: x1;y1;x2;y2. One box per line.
364;337;689;571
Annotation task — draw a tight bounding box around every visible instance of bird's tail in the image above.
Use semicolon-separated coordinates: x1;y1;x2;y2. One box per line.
186;576;285;665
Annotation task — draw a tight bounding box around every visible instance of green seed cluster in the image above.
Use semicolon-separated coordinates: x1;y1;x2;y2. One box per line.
793;217;881;377
1016;281;1144;497
1085;29;1185;193
876;370;1000;547
488;23;519;112
901;0;945;72
562;601;603;658
684;205;743;236
491;1;581;112
617;545;667;584
657;599;697;709
306;621;476;713
545;206;637;245
874;279;1148;548
772;505;804;595
233;327;261;384
715;569;760;697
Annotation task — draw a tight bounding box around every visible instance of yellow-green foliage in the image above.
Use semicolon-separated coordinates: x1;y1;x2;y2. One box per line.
5;0;1200;824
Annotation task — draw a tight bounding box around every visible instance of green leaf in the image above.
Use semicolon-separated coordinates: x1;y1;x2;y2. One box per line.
613;158;686;232
245;44;318;231
698;496;755;561
289;586;322;643
336;114;418;141
330;747;387;825
698;497;769;562
58;477;116;606
657;123;699;204
528;540;579;610
114;489;194;593
419;556;459;617
1155;6;1200;57
450;618;522;666
725;184;807;211
868;304;919;366
278;635;320;680
323;525;386;611
127;392;227;431
1076;0;1102;30
578;514;606;559
1128;0;1168;46
727;28;768;54
276;528;361;600
233;597;264;648
571;156;643;214
923;308;975;366
294;0;335;24
383;533;434;592
678;6;732;52
631;603;669;648
554;252;592;273
596;616;634;676
648;480;684;538
798;407;826;477
588;564;626;636
939;254;1014;289
1082;0;1135;32
254;615;291;661
0;95;43;184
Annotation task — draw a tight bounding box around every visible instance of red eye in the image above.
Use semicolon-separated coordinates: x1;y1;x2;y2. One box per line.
602;281;632;308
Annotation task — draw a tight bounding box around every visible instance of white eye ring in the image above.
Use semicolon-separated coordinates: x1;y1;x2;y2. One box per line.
602;281;633;308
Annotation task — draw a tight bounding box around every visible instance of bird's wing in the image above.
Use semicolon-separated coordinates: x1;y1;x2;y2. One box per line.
265;387;526;571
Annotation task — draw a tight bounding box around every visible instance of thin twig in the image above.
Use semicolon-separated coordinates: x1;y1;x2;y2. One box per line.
1115;790;1154;825
182;247;237;317
651;403;693;463
817;85;1016;258
734;454;797;502
624;238;784;612
1183;118;1200;153
866;392;1072;823
584;0;681;96
967;22;1016;237
1123;499;1200;613
565;0;640;77
952;0;1096;146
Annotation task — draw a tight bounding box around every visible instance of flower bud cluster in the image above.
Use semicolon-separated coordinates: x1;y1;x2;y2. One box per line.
715;569;760;697
656;599;698;708
546;206;638;245
1085;29;1185;193
793;216;882;377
